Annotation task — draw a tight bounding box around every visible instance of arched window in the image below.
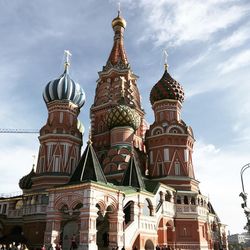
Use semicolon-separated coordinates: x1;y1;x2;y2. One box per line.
15;200;23;210
191;197;196;205
165;191;172;202
176;196;181;204
123;201;134;225
184;196;188;204
143;199;153;216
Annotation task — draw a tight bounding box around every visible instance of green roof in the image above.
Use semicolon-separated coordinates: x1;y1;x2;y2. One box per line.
69;141;107;184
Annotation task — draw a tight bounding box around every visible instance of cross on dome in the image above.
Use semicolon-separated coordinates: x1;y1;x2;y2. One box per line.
64;50;72;71
163;49;168;71
118;2;121;15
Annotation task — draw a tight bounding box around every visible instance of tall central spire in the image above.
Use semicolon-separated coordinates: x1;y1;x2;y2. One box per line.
104;11;129;70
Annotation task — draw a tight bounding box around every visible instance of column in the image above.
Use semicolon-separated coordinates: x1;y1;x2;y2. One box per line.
78;190;98;250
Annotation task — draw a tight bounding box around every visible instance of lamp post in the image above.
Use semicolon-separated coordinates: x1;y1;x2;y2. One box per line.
239;163;250;233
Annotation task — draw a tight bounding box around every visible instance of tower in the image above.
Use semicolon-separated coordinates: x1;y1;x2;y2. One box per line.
146;62;198;191
30;51;85;191
90;11;146;183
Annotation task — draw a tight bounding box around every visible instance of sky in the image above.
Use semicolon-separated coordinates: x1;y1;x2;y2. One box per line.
0;0;250;235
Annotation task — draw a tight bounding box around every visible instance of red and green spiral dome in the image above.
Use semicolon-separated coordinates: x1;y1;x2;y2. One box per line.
150;68;184;105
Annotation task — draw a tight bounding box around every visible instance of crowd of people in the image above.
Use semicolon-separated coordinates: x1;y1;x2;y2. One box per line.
1;242;174;250
0;243;28;250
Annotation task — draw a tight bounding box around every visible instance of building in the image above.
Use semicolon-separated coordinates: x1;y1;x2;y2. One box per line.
0;11;227;250
228;233;250;249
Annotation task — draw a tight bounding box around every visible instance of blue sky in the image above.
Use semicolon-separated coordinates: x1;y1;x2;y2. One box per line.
0;0;250;234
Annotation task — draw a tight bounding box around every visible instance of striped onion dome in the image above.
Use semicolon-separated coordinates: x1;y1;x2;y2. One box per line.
43;68;85;108
106;104;141;131
150;67;184;105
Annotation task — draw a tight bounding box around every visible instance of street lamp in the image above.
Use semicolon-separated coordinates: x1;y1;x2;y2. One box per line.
239;163;250;233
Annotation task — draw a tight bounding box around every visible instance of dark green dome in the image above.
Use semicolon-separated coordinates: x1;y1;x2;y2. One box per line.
150;68;184;105
19;168;35;190
107;104;141;131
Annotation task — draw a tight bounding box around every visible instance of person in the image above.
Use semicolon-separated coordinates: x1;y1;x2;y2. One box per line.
47;244;53;250
41;245;46;250
121;247;125;250
70;234;77;250
102;232;109;247
22;245;28;250
55;244;61;250
156;245;160;250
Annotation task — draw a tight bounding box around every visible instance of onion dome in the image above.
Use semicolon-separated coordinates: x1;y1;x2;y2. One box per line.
107;104;141;131
43;51;85;108
150;65;184;105
19;168;35;190
112;11;126;29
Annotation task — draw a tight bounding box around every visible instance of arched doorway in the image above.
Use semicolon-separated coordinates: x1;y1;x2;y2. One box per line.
145;239;154;250
62;221;78;250
96;204;111;250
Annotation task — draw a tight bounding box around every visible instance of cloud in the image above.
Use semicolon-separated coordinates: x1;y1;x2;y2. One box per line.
193;140;250;233
137;0;250;46
0;145;38;195
218;23;250;51
217;49;250;74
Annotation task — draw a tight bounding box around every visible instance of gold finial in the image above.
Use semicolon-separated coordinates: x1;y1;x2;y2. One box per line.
163;49;168;71
64;50;72;71
112;2;126;29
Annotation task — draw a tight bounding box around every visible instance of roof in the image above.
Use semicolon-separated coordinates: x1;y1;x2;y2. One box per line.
121;155;145;190
69;141;107;184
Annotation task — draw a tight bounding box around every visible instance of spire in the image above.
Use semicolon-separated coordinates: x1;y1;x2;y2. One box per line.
105;10;129;70
69;142;107;184
121;155;145;190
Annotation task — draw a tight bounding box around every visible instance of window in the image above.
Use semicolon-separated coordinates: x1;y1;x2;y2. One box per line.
165;191;172;202
54;156;60;172
123;201;134;225
184;149;188;162
2;204;7;214
184;196;188;204
175;161;181;175
176;196;181;204
59;112;63;123
70;158;75;172
157;162;164;176
143;199;153;216
40;157;45;172
150;151;153;164
164;148;169;162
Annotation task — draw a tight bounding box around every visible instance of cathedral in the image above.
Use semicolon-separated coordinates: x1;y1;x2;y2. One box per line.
0;11;227;250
